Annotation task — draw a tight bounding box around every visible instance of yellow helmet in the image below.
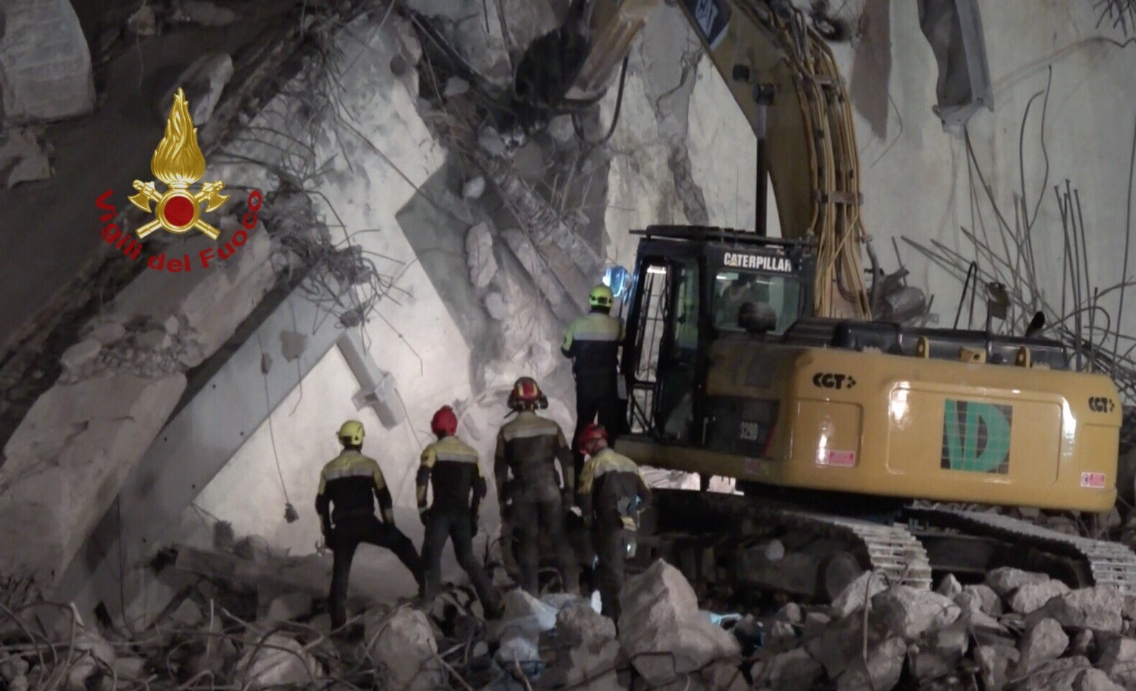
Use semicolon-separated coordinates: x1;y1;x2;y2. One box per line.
337;420;365;446
589;284;613;309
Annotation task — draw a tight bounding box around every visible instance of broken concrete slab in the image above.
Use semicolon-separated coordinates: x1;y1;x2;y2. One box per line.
0;0;95;125
871;585;960;640
367;607;443;691
618;560;740;686
0;373;186;587
107;224;275;369
1095;634;1136;688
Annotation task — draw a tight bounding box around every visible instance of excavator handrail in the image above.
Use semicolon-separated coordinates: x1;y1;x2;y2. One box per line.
632;225;816;248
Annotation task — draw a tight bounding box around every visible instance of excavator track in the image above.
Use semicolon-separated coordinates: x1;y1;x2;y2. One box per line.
649;489;933;596
905;506;1136;594
774;508;934;590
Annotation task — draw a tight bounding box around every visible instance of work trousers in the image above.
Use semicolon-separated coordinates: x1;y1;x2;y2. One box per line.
572;378;624;479
328;516;422;629
422;510;502;615
593;520;630;622
512;495;580;596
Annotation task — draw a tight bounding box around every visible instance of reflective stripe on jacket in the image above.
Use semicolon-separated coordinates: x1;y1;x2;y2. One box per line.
561;310;624;378
417;435;486;514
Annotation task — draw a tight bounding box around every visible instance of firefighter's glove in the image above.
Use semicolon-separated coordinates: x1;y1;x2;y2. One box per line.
381;508;395;524
471;511;480;537
418;506;429;524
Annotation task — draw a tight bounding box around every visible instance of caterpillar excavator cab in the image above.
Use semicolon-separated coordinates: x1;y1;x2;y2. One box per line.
512;0;1136;598
613;223;1131;599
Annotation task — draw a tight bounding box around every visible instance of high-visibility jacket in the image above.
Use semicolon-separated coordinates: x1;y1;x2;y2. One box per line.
316;449;394;525
417;435;485;515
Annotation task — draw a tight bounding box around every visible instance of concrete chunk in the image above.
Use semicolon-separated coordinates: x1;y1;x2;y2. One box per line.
836;636;906;691
1075;669;1125;691
936;573;962;598
60;339;101;370
1009;579;1071;615
552;605;624;691
1027;586;1125;633
465;222;497;289
1014;618;1068;676
235;633;319;688
756;648;823;690
985;567;1049;598
975;644;1018;691
871;585;960;640
366;607;442;691
959;583;1003;615
830;570;888;619
617;560;740;686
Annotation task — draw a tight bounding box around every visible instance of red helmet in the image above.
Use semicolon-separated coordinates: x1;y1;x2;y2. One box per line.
431;406;458;437
576;423;608;453
507;376;548;410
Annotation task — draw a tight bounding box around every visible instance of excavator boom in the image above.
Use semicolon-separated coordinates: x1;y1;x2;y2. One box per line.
531;0;872;319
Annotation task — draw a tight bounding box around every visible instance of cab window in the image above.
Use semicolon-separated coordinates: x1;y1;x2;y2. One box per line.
713;270;802;335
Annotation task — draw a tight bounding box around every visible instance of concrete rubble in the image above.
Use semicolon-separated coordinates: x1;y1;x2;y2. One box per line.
6;543;1136;691
0;0;95;125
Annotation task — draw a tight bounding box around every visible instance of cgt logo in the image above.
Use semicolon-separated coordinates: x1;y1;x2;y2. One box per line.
1088;397;1115;413
813;372;856;390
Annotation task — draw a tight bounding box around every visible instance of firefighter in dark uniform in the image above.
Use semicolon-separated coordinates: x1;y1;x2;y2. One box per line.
576;423;651;622
316;420;423;631
494;377;581;596
417;406;503;617
561;284;625;483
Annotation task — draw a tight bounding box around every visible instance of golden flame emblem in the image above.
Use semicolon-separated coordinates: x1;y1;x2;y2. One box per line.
129;88;229;239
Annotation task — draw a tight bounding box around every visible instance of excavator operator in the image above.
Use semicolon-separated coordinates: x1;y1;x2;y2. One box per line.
561;284;626;482
494;377;581;596
316;420;423;631
576;423;651;622
417;406;503;617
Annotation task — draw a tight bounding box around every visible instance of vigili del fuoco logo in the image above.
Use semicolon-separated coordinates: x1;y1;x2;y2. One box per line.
96;88;264;272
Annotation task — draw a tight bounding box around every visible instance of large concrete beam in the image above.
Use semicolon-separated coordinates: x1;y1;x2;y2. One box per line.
56;284;352;619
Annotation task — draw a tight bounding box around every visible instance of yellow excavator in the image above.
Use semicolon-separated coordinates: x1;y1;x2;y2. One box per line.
513;0;1136;599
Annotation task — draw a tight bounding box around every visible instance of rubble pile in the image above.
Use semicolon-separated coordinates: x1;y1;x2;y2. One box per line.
8;550;1136;691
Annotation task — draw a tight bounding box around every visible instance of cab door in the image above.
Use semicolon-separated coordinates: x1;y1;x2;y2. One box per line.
621;250;705;444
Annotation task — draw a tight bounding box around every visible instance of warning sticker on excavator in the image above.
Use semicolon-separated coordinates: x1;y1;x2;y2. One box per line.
818;450;856;467
1081;472;1106;488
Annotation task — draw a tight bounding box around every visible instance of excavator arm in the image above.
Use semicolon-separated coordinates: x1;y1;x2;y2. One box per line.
516;0;872;319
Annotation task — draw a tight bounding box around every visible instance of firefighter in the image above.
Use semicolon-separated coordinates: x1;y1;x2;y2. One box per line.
561;284;625;483
316;420;423;631
417;406;503;617
494;377;581;596
576;423;650;622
